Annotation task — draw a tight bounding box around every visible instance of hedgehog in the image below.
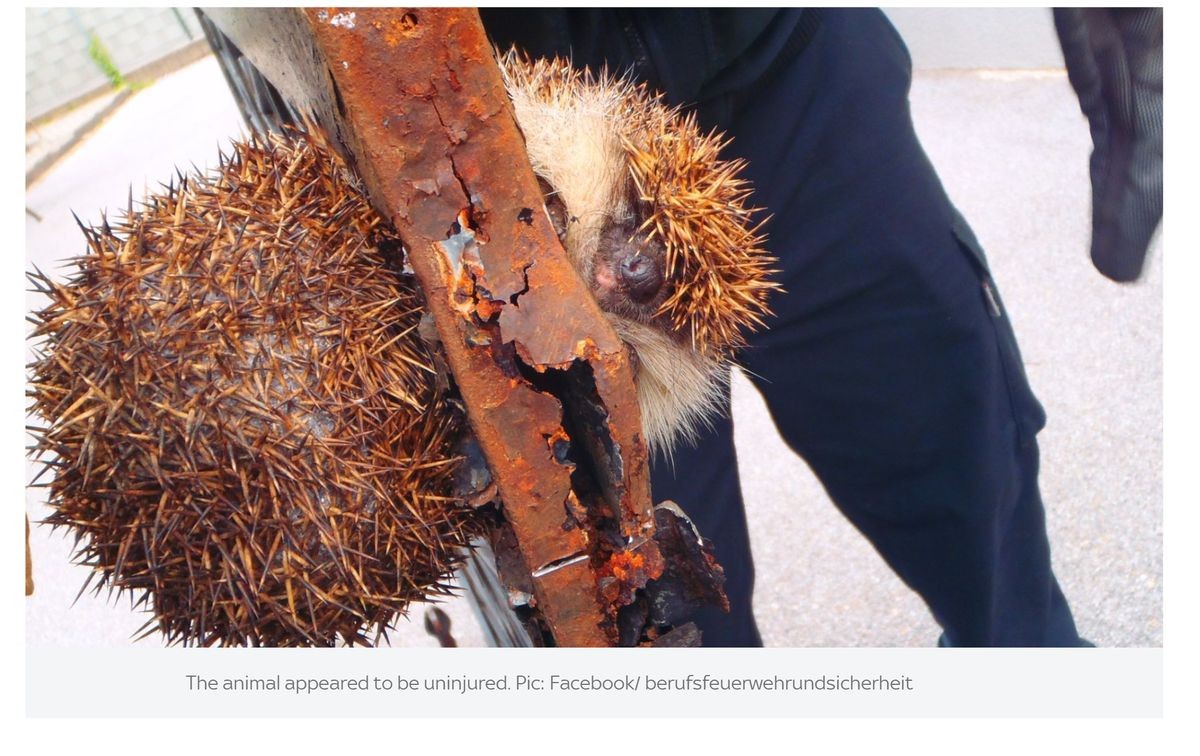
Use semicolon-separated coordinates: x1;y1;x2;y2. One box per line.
28;136;471;647
26;53;777;647
501;53;777;451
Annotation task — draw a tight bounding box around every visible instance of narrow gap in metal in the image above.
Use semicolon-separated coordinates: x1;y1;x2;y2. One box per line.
531;551;589;579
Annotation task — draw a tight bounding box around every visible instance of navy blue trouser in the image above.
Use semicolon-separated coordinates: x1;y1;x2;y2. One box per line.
648;10;1085;647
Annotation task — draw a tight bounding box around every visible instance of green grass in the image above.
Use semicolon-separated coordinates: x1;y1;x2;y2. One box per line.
87;33;129;90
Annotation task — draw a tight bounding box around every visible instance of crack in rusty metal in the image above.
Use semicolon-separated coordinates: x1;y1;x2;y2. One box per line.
531;551;589;578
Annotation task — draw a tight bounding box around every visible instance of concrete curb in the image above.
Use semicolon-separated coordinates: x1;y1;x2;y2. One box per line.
26;88;133;189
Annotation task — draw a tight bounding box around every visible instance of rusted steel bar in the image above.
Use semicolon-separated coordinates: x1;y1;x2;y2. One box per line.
202;7;661;646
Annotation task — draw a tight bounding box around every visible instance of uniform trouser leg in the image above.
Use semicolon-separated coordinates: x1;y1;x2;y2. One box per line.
650;8;1084;646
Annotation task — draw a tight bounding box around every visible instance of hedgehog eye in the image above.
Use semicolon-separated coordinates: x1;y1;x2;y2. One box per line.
536;176;569;242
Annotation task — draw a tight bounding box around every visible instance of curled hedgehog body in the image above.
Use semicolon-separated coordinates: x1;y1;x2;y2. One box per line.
503;55;776;450
27;54;777;646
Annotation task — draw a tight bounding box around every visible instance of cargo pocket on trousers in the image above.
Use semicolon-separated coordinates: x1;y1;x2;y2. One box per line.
949;211;1048;447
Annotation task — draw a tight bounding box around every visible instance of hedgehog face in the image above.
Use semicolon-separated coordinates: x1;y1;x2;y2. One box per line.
500;54;778;452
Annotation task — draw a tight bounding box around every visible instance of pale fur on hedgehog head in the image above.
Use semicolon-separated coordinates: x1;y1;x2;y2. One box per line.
498;52;779;454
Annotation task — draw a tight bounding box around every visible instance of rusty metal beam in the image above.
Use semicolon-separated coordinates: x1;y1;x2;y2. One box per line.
202;7;661;646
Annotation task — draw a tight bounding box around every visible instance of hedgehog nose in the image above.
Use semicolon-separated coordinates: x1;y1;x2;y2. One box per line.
619;253;663;303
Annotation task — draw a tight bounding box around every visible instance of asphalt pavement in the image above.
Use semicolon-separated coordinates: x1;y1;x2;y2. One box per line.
23;57;1162;649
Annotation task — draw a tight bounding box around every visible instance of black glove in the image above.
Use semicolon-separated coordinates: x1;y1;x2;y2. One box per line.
1053;8;1162;283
